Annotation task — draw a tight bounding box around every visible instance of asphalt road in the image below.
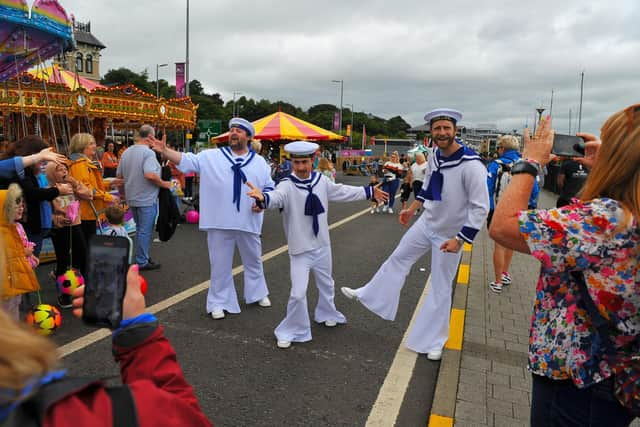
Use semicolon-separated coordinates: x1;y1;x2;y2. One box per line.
36;174;440;427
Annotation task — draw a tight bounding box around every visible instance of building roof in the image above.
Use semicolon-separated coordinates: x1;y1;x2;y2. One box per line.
74;30;106;49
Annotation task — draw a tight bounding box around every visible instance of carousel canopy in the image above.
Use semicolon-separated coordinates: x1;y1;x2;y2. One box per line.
0;0;74;82
28;64;104;91
213;111;346;142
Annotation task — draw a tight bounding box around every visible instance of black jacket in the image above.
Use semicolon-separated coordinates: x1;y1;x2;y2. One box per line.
20;169;59;235
156;165;180;242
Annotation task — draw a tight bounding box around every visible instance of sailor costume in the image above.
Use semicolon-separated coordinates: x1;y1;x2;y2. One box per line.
263;141;375;345
345;109;489;355
178;118;275;315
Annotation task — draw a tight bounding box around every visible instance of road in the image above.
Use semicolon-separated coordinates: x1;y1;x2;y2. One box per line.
37;174;441;427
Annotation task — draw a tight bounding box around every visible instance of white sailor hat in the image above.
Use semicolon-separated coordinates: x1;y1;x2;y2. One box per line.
424;108;463;125
284;141;319;158
229;117;255;138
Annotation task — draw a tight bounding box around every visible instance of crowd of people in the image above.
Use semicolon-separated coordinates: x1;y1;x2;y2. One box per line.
1;101;639;425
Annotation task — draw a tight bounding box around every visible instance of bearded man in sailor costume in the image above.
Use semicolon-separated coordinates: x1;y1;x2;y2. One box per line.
150;118;275;320
341;108;489;360
246;141;389;349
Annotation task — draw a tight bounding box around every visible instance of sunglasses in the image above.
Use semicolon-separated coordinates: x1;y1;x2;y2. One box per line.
15;196;23;205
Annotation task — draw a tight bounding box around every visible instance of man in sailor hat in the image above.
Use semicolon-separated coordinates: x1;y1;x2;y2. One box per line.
246;141;388;349
150;117;275;320
341;108;489;360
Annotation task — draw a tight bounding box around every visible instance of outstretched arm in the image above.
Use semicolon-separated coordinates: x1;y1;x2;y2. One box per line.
149;133;183;165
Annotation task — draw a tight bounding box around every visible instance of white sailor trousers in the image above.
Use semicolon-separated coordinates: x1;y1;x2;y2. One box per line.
355;215;462;354
206;229;269;314
275;246;346;342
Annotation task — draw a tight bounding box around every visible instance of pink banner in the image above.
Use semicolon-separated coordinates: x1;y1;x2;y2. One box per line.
333;111;340;131
175;62;186;97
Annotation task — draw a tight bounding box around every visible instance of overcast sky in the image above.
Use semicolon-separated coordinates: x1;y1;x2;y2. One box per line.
48;0;639;134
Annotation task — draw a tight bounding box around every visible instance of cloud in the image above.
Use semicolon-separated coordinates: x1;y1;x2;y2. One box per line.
52;0;640;134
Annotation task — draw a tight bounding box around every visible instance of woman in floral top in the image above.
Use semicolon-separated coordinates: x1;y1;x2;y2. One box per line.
490;104;640;426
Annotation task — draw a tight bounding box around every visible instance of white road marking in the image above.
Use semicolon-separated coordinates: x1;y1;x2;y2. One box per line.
366;275;432;427
59;205;373;358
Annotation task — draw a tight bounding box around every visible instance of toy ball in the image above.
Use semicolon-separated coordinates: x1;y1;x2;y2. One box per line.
186;210;200;224
138;274;148;295
26;304;62;336
56;268;85;295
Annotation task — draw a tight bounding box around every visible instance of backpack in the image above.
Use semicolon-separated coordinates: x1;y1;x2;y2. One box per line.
2;377;138;427
494;159;513;201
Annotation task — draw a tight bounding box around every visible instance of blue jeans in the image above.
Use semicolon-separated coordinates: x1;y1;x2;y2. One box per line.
531;374;634;427
382;179;400;208
131;203;157;266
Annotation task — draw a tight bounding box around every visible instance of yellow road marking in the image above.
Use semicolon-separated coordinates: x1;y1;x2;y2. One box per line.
444;308;465;351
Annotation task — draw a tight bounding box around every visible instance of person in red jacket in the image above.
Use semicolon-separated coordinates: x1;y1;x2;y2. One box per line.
0;264;213;427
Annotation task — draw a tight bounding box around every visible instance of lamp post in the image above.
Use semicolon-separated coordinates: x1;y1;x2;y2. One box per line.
156;63;168;99
232;92;242;117
331;79;343;134
345;103;354;146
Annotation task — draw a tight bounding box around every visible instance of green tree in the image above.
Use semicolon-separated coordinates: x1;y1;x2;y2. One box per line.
101;67;154;94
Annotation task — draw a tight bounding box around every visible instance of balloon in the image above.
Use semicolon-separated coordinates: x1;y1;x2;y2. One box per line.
138;274;148;296
56;268;85;295
186;210;199;224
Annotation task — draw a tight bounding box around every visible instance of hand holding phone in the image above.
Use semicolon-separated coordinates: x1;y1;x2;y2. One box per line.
73;264;146;326
81;236;132;328
552;133;585;157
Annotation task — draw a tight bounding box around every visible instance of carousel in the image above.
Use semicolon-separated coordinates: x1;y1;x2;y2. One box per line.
0;0;198;151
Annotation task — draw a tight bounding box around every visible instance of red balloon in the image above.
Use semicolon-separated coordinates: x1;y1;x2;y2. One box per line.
138;274;148;295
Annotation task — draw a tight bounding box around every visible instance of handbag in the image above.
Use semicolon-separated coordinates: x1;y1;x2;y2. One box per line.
571;271;640;415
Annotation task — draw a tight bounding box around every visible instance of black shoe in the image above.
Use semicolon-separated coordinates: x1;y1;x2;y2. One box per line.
58;294;73;309
140;261;161;271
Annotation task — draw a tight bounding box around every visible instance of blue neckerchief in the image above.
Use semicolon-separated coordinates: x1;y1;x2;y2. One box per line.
0;370;67;421
289;172;325;236
220;147;256;211
424;146;481;201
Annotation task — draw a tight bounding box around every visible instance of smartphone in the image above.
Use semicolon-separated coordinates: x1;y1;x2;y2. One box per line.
82;235;131;328
552;134;585;157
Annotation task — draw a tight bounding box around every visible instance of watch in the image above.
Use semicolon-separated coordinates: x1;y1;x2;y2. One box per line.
454;236;464;245
510;160;541;177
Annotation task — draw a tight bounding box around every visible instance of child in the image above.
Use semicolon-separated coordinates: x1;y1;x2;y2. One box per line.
0;184;40;319
246;141;389;349
368;175;380;214
400;171;413;210
47;162;92;308
104;205;129;237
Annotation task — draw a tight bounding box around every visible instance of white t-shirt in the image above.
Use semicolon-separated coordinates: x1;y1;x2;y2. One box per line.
411;161;427;182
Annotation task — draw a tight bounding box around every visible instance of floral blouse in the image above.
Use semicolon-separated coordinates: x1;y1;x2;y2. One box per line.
519;197;640;388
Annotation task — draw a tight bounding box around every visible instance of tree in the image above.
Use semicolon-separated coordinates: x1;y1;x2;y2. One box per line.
101;67;154;94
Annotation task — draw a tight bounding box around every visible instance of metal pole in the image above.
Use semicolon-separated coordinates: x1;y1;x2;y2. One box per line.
331;80;343;134
569;109;572;134
233;92;241;117
578;71;584;133
549;89;554;118
185;0;190;97
156;63;167;99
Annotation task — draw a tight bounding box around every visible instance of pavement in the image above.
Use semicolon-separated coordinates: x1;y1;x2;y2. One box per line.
429;189;557;427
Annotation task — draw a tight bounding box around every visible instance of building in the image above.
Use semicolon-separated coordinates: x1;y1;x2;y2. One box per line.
54;20;106;82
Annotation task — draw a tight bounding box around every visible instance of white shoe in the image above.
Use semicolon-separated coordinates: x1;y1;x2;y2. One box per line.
258;296;271;307
381;205;388;213
370;209;375;214
324;320;337;327
341;287;358;301
375;207;380;213
277;340;291;349
388;208;393;214
210;309;225;320
427;350;442;361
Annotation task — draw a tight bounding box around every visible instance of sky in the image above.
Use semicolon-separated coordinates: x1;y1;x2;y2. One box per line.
41;0;640;134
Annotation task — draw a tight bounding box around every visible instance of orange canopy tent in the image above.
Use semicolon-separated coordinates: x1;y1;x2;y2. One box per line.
28;64;105;91
213;111;346;142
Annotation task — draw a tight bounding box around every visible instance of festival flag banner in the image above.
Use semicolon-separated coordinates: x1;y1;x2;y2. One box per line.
370;136;376;146
175;62;185;97
346;124;351;136
333;111;340;131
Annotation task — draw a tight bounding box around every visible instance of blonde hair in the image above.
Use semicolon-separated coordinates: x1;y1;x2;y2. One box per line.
251;140;262;153
4;184;23;224
497;134;520;151
68;133;95;155
0;307;58;396
317;157;331;171
580;104;640;220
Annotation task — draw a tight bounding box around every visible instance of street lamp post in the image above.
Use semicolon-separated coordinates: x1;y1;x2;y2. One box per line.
331;79;343;134
345;103;354;146
232;92;242;117
156;63;168;99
